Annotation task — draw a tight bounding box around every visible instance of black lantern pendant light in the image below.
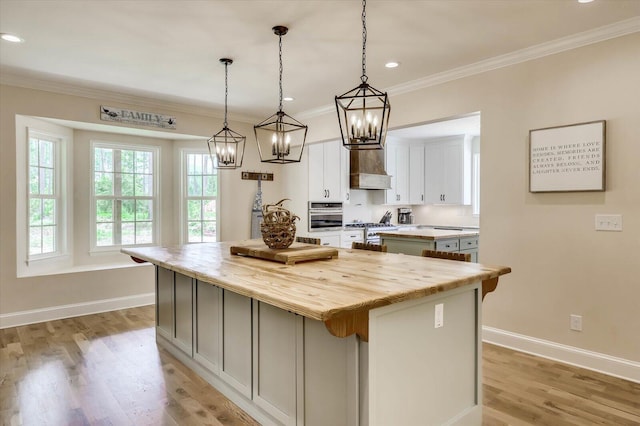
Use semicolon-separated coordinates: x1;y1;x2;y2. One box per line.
208;58;246;169
335;0;390;150
254;26;308;164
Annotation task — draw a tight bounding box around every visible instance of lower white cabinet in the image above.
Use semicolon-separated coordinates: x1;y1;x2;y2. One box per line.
155;266;481;425
194;281;222;373
156;267;173;340
221;290;253;398
155;267;359;426
253;302;303;425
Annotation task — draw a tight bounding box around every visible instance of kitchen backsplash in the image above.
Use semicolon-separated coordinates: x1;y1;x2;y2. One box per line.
344;189;479;227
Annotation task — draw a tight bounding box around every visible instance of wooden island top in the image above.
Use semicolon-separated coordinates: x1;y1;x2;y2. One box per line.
378;228;479;240
123;239;509;339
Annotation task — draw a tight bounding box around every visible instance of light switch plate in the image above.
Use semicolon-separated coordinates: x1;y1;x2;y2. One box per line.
595;214;623;231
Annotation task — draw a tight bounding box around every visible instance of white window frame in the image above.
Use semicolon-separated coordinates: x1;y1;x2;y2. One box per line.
90;141;160;253
16;121;73;277
26;130;67;261
180;149;219;244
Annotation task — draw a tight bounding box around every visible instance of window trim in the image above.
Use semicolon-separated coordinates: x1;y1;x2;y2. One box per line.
89;140;160;253
180;148;219;244
25;128;70;263
16;120;73;277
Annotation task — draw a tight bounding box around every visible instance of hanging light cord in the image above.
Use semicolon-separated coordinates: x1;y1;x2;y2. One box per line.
223;61;229;128
278;32;284;112
361;0;368;83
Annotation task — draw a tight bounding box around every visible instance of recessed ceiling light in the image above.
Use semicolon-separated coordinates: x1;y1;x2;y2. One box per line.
578;0;594;3
1;33;24;43
283;96;294;102
385;61;399;69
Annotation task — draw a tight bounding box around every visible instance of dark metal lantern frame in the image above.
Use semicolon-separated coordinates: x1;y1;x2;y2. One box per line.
208;58;246;169
254;25;308;164
335;0;391;150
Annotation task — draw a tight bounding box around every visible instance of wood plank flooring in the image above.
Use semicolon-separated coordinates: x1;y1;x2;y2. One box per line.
1;305;638;425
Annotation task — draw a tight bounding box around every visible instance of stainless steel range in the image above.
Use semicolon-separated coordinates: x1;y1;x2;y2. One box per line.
344;222;399;244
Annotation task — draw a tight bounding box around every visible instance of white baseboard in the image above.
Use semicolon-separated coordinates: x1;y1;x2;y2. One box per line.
0;293;155;329
483;326;640;384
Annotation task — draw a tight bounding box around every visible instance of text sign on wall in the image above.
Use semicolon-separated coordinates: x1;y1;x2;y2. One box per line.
100;106;176;129
529;120;605;192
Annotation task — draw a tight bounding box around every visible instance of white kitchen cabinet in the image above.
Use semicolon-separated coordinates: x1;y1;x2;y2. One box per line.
308;140;345;202
424;136;471;205
409;144;425;204
385;144;409;204
320;233;341;248
341;229;364;248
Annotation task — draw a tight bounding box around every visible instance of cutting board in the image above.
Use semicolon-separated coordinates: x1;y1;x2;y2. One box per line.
230;243;338;265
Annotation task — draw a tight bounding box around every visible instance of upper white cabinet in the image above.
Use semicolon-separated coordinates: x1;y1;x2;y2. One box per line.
424;136;472;205
308;140;348;203
385;144;410;204
409;145;425;204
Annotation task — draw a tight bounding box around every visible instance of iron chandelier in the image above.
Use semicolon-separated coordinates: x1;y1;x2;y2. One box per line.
335;0;390;150
208;58;246;169
254;26;308;164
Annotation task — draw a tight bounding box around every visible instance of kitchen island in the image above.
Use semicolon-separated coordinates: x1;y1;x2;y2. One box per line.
123;240;509;426
380;229;481;262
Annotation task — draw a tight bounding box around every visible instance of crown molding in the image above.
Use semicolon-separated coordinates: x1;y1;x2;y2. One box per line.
2;17;638;123
299;17;640;120
0;68;260;125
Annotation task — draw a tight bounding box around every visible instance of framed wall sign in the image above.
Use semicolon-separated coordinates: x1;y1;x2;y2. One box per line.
529;120;606;192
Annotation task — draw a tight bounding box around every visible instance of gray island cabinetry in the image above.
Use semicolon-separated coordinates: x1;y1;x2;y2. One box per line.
123;240;509;425
380;229;480;262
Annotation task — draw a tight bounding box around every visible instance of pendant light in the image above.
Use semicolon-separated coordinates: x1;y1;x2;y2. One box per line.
208;58;246;169
254;26;308;164
335;0;390;150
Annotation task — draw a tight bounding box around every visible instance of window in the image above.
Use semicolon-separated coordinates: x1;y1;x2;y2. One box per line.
92;142;158;249
183;151;217;243
28;134;61;257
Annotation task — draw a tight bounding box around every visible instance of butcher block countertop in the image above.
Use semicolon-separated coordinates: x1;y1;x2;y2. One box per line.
379;229;480;240
123;239;508;329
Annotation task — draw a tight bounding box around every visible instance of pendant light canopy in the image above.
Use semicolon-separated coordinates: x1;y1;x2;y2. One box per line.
208;58;246;169
254;26;308;164
335;0;390;150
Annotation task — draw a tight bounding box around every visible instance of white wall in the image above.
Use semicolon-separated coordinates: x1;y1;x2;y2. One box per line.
0;85;283;325
285;33;640;365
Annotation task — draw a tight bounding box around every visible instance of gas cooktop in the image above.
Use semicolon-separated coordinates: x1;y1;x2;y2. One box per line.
345;223;398;229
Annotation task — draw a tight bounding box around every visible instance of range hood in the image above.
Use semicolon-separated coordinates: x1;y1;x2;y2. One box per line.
349;149;391;190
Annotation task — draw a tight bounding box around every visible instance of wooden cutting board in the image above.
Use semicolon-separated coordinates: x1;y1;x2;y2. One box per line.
230;243;338;265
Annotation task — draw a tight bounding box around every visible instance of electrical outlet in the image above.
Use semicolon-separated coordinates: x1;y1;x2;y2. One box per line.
435;303;444;328
570;314;583;331
595;214;623;231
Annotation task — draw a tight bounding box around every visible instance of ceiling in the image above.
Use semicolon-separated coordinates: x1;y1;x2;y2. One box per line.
1;1;639;124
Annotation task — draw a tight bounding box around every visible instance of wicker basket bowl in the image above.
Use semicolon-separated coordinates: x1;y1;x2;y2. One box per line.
261;199;299;249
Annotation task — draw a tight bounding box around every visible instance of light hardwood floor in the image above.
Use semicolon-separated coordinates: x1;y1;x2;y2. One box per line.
1;305;638;425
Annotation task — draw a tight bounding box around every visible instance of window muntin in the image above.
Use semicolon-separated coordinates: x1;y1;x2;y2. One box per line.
92;143;157;248
28;135;59;256
184;152;217;243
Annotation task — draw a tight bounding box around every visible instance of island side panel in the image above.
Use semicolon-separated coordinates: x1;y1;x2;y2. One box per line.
368;283;482;425
221;290;253;398
303;318;360;426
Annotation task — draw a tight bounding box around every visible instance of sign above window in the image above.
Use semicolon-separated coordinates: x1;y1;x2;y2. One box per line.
100;106;176;129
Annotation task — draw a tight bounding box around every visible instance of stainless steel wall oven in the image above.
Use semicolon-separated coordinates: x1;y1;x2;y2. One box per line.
308;202;343;232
